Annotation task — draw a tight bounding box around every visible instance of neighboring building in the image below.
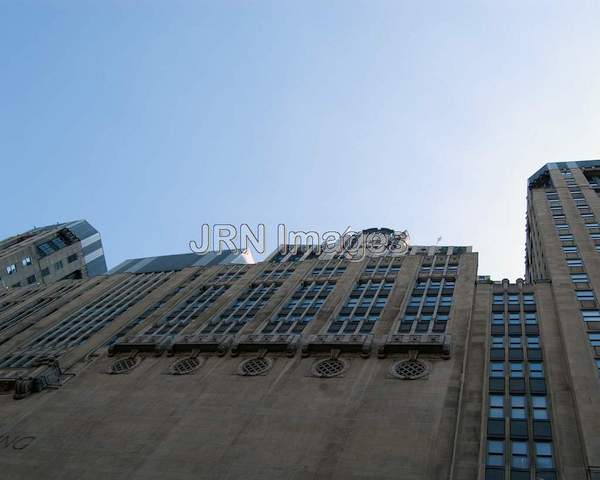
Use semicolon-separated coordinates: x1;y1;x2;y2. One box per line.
0;164;599;479
108;249;254;274
0;220;107;289
523;160;600;479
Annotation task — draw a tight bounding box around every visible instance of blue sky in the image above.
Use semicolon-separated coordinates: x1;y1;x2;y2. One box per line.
2;1;600;279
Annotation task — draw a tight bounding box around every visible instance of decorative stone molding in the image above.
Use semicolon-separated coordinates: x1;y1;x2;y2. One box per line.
301;334;373;357
230;334;300;357
377;334;451;358
109;335;169;356
11;357;63;400
169;334;233;356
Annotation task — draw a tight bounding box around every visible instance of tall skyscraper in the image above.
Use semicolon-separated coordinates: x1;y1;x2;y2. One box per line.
0;220;107;290
0;167;598;479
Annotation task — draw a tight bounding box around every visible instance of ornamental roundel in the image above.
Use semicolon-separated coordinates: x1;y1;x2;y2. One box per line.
170;356;203;375
238;357;273;376
390;359;430;380
109;356;141;375
311;358;348;378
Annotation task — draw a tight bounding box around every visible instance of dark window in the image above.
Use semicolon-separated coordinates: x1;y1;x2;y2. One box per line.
26;275;36;285
67;253;78;263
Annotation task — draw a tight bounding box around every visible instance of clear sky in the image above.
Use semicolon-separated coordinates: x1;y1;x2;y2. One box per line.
2;1;600;279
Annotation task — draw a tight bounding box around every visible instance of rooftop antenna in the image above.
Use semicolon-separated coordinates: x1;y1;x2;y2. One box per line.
436;236;442;245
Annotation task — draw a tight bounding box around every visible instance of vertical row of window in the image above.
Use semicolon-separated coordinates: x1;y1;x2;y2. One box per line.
213;265;249;283
0;273;174;369
548;178;600;374
199;282;281;335
398;277;454;333
261;281;336;334
270;246;320;263
260;264;296;281
326;278;394;335
143;284;231;337
584;173;600;196
565;176;600;250
0;281;82;335
418;255;459;275
485;291;556;480
108;270;206;344
362;257;402;277
310;260;347;278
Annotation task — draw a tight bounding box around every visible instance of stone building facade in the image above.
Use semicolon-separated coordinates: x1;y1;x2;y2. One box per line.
0;163;599;479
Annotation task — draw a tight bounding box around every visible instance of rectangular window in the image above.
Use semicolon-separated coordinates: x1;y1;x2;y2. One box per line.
532;396;549;420
508;313;520;325
522;294;535;304
563;246;578;253
576;290;594;300
424;295;437;305
559;234;574;241
408;296;422;307
567;259;583;267
510;362;524;378
550;207;563;215
529;362;544;378
41;267;50;277
525;313;537;324
535;442;555;469
492;313;504;325
511;441;529;469
26;275;36;285
21;256;32;266
510;395;527;419
67;253;78;263
581;310;600;321
487;440;504;467
571;273;589;283
54;260;64;271
492;337;504;348
439;295;452;306
509;337;521;348
527;337;540;348
6;264;17;275
493;295;504;304
490;362;504;377
588;333;600;346
508;295;519;304
489;395;504;419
